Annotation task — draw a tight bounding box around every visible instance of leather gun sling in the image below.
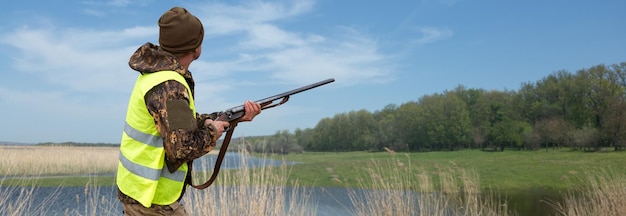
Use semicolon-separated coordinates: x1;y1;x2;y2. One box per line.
190;122;237;189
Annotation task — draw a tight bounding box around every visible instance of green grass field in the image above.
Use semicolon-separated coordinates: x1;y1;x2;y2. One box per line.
267;149;626;191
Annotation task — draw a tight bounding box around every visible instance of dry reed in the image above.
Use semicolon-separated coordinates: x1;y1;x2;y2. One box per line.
183;148;314;216
2;145;626;215
0;145;118;176
346;150;515;216
1;145;313;215
546;167;626;216
0;167;60;215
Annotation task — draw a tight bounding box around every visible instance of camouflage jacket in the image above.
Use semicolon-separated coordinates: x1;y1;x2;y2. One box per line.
128;42;219;172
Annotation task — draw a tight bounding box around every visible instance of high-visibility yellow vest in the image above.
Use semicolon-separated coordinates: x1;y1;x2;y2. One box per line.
116;71;196;207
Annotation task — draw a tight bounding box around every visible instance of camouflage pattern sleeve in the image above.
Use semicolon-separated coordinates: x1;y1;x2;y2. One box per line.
145;80;219;173
198;112;221;121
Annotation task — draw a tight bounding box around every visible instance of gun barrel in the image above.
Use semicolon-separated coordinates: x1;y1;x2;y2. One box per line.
226;78;335;114
256;78;335;106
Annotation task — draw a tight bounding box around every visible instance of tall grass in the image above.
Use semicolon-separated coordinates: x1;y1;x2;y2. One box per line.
68;177;120;216
183;148;315;216
344;150;515;216
546;168;626;216
0;167;59;216
1;145;626;215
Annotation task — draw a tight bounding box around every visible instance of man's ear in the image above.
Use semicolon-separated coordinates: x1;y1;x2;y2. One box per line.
192;46;201;60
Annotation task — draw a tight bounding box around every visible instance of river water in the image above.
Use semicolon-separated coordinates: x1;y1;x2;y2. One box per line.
1;185;360;215
1;185;562;215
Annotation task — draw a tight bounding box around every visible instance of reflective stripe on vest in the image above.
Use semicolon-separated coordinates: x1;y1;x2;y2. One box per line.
119;122;186;182
116;71;196;207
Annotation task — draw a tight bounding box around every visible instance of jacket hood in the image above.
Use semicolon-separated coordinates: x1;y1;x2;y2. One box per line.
128;42;192;80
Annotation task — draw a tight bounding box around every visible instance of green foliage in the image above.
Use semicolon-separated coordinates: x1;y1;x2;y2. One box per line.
417;92;471;150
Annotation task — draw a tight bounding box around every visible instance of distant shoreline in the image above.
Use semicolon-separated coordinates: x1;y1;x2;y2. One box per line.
0;144;222;155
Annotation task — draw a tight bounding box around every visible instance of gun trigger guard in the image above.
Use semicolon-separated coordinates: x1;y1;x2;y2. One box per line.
265;96;290;109
279;96;290;105
224;120;239;132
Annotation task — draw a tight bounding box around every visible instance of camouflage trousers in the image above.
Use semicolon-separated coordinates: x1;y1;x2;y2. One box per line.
122;201;188;216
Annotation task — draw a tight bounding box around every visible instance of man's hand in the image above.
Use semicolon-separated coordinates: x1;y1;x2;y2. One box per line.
204;119;230;137
240;100;261;122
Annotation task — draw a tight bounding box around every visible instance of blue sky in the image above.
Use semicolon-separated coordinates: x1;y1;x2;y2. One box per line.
1;0;624;144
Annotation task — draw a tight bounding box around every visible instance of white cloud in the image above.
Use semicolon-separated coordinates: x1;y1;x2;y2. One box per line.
188;1;394;86
1;0;395;96
0;25;154;92
197;0;315;35
81;0;134;7
264;37;392;85
106;0;132;7
82;9;106;17
0;86;121;117
240;24;307;49
412;26;454;45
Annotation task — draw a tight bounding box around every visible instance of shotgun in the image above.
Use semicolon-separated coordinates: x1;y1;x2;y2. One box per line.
191;78;335;189
217;78;336;124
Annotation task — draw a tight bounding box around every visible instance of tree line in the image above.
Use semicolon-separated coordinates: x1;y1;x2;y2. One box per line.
239;62;626;153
